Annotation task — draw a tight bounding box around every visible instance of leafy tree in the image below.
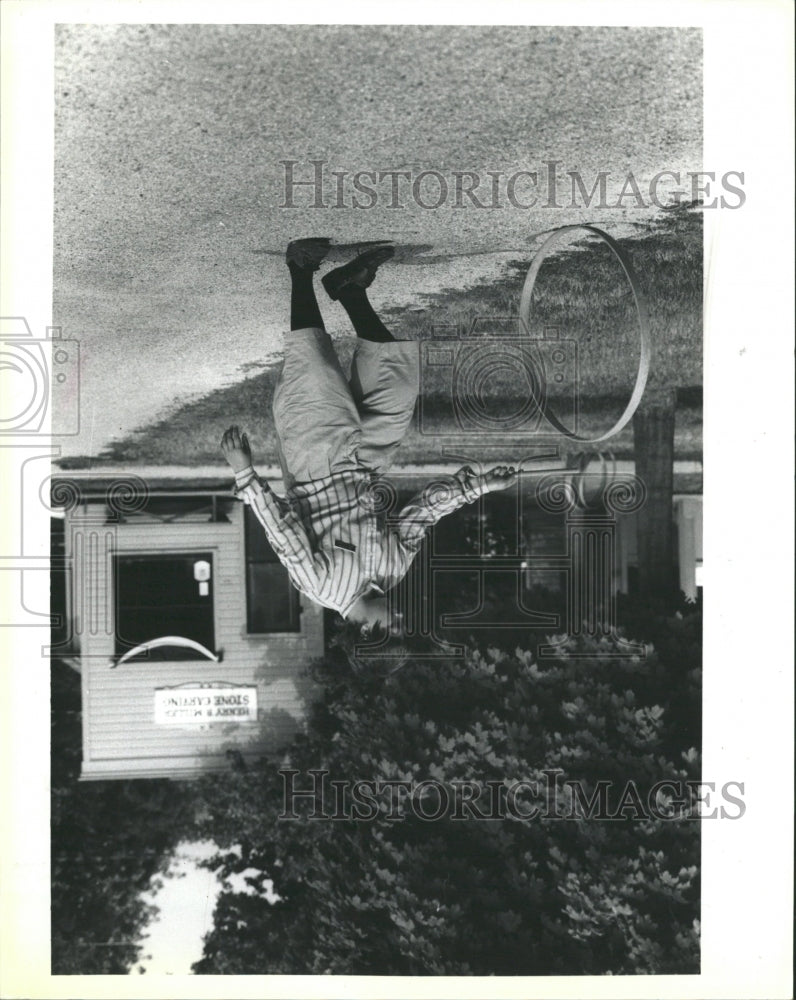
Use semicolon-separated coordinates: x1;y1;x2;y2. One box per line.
192;606;701;976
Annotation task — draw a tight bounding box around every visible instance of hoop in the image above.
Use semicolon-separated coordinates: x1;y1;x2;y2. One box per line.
517;224;651;442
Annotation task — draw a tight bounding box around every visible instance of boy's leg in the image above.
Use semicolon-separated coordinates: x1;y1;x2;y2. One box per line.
287;238;329;330
274;240;362;484
349;338;420;472
321;245;395;342
337;285;395;343
322;244;417;470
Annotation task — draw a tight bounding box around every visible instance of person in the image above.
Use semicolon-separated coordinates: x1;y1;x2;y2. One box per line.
221;238;517;635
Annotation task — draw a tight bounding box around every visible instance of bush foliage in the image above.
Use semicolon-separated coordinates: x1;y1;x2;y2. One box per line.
192;604;701;976
50;663;196;974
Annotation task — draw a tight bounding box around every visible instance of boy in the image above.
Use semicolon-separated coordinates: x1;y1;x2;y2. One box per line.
222;238;516;634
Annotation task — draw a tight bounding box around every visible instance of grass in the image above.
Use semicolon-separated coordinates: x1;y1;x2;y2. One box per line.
384;201;702;399
63;204;701;469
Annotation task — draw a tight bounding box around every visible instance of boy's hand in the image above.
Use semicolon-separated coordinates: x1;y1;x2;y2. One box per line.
483;465;518;492
220;425;253;474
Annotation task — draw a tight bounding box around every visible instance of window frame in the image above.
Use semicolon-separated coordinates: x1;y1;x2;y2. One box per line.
112;550;219;661
243;507;302;635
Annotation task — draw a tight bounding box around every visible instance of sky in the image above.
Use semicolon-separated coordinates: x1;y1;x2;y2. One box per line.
135;841;221;976
134;840;279;976
52;24;701;458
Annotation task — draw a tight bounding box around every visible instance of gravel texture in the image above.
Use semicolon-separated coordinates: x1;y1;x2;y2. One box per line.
53;24;701;458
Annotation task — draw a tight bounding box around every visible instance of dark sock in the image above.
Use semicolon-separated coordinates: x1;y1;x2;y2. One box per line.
337;286;395;342
289;263;325;331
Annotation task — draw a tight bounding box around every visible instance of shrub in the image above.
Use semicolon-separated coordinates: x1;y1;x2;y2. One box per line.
193;608;701;975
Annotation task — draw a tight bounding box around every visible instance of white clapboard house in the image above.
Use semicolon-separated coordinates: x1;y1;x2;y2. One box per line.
52;459;702;781
51;466;325;781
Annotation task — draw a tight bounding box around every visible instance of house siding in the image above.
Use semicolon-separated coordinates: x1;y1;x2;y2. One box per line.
58;463;702;780
66;496;324;780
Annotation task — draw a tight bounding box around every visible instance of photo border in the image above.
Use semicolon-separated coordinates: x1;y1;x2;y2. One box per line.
1;1;793;997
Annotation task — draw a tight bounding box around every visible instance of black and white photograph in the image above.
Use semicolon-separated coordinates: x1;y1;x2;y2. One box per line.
0;2;793;998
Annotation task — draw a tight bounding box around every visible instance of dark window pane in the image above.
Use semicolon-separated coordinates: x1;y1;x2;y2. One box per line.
117;554;215;604
244;508;301;633
51;518;71;652
115;554;215;656
244;507;279;562
247;563;301;633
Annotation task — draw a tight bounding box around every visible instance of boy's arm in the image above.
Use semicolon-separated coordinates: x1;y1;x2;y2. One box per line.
221;426;323;598
233;466;323;597
393;464;517;555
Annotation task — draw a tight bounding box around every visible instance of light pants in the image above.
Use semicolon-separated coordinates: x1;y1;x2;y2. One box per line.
272;328;420;488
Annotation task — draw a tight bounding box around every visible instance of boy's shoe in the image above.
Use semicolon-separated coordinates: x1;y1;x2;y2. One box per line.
322;245;395;300
286;237;332;271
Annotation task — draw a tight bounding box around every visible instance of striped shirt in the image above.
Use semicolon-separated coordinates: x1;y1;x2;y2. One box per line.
233;464;490;618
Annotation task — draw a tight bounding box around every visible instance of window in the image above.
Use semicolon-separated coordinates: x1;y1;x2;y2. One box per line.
50;515;74;655
109;495;233;524
244;507;301;633
114;553;216;660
